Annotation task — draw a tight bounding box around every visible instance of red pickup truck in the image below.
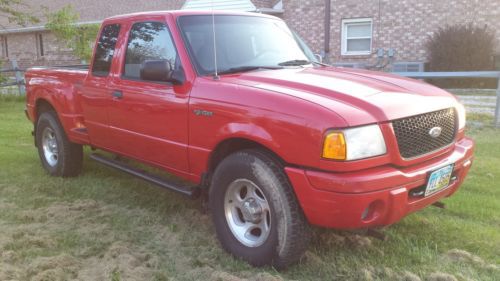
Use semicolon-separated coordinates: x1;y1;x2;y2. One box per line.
25;10;474;268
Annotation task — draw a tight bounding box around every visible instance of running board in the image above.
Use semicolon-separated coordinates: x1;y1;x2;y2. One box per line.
90;153;199;198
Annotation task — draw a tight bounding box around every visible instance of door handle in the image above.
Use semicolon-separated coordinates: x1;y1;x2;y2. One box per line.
112;90;123;99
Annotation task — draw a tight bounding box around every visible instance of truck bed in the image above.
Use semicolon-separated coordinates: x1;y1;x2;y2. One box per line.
25;65;90;145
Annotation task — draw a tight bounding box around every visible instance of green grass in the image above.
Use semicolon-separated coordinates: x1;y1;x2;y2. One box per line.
467;112;495;125
0;100;499;281
0;93;25;102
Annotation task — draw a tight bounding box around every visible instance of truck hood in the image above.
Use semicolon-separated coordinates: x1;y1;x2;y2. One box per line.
223;67;459;126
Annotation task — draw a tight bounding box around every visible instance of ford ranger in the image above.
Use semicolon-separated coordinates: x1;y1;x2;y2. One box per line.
24;10;474;268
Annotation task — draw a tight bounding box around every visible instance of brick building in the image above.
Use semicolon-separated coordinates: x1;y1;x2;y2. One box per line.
0;0;499;70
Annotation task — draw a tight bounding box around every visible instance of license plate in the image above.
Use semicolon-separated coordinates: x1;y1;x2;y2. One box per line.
425;164;454;196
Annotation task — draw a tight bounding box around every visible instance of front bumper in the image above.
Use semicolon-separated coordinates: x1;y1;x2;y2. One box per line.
286;137;474;229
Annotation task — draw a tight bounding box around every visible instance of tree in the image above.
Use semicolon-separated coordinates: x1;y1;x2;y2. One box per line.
45;5;99;62
0;0;39;27
426;23;497;88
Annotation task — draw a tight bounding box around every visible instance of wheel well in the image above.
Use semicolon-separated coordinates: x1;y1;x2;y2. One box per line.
206;138;284;182
35;99;56;119
33;99;56;146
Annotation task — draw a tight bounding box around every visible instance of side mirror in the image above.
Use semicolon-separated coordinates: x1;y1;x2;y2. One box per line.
140;60;184;84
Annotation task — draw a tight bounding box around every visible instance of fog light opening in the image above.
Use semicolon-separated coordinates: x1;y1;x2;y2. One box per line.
361;200;384;222
361;207;370;220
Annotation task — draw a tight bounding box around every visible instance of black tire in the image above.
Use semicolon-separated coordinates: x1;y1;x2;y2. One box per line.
36;111;83;177
209;149;310;269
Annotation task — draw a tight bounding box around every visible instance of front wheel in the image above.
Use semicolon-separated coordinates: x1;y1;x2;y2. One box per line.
209;150;310;268
36;111;83;177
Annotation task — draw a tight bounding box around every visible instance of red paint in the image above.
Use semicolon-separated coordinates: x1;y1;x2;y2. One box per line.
24;11;474;229
287;137;473;228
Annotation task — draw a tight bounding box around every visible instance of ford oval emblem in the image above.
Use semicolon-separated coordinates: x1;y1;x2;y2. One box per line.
429;127;442;138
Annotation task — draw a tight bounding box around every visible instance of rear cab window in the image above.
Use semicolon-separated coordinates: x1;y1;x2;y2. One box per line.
123;21;179;82
92;24;121;77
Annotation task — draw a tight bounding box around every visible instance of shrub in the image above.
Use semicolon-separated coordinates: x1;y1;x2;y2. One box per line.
426;23;497;88
0;60;7;84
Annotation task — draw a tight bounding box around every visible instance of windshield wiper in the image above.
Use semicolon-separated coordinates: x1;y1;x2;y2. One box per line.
217;66;282;75
278;59;331;67
311;61;331;67
278;59;312;66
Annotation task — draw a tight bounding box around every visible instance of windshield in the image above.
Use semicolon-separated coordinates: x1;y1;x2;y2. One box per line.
178;15;311;76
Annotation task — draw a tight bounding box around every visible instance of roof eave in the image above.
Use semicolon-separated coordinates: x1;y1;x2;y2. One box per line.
256;8;284;14
0;20;102;35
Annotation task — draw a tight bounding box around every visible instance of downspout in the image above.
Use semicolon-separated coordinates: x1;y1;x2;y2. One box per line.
323;0;331;63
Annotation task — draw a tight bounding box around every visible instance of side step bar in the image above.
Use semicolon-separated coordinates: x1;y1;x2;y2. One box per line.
90;153;199;198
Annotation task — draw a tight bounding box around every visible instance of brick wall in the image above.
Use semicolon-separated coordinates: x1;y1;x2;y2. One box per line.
2;0;499;69
3;32;82;69
282;0;500;65
0;0;282;69
0;0;185;69
282;0;325;55
252;0;274;9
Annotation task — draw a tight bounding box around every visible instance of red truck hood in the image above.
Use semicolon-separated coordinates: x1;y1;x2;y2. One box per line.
224;67;459;126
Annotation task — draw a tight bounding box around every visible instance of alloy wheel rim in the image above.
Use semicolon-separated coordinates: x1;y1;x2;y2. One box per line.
42;127;58;166
224;179;271;247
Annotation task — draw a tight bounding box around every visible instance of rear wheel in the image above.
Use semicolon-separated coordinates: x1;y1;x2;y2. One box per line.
36;111;83;177
209;149;310;268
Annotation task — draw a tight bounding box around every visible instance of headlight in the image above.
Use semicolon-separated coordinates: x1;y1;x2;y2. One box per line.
456;103;466;129
323;124;387;161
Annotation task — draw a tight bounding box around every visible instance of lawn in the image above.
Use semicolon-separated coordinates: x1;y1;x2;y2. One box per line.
0;100;499;281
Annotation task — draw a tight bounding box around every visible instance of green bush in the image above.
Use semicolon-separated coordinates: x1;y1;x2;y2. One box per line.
0;60;7;84
426;23;497;88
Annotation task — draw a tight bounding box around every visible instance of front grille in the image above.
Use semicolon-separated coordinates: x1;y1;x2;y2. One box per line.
393;108;457;159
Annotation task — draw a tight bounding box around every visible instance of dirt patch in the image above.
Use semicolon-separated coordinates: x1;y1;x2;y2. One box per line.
45;199;100;219
210;270;246;281
31;268;70;281
29;254;80;281
0;263;24;281
19;232;56;249
0;199;17;210
316;231;373;249
185;266;284;281
0;193;288;281
303;250;325;266
0;199;113;280
0;232;13;252
356;267;375;281
29;254;80;273
445;249;484;264
77;241;160;281
443;249;499;270
16;210;48;223
355;266;422;281
249;272;283;281
346;234;372;248
1;250;18;263
317;232;346;247
426;272;458;281
401;271;422;281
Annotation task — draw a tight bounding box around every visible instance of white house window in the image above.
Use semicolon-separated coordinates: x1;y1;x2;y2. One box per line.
341;18;373;56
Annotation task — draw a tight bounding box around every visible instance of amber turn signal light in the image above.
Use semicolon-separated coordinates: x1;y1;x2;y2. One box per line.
322;132;346;160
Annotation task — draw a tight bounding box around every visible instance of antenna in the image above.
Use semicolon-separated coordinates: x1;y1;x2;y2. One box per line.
211;0;219;80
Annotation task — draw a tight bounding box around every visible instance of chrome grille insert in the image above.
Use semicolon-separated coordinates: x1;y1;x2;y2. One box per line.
393;108;457;159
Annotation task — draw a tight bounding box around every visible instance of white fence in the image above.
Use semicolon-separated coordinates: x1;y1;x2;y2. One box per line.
393;71;500;127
